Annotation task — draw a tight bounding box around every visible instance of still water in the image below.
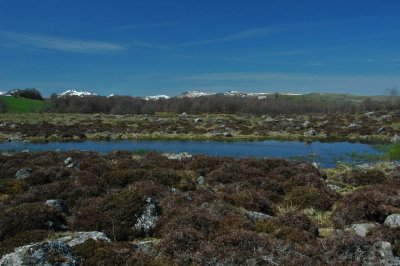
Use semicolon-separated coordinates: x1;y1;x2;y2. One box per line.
0;140;385;168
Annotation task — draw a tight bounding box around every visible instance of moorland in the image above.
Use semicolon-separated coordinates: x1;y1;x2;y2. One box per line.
0;90;400;265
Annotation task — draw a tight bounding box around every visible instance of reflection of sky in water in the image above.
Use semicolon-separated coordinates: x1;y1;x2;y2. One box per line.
0;140;383;168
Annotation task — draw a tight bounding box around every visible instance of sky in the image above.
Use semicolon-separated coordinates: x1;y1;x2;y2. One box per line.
0;0;399;96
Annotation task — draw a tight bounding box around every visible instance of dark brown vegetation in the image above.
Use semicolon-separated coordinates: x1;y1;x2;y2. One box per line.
49;94;384;115
0;151;399;264
10;89;44;101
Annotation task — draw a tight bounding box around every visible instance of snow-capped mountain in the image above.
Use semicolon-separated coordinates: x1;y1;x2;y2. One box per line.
143;95;170;100
178;90;216;98
0;91;8;96
58;90;98;97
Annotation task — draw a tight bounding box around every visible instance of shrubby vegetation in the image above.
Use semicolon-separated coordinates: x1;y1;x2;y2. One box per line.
0;151;399;264
10;89;44;101
49;94;367;115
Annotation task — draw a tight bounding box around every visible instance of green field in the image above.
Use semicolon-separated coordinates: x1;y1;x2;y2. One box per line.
0;96;51;113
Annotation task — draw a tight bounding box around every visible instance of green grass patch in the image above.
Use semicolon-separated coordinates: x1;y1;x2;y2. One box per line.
1;96;51;113
386;144;400;160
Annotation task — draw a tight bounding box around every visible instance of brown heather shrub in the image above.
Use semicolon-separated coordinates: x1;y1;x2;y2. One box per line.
281;172;326;191
216;185;278;215
322;231;376;265
11;179;102;208
71;181;168;241
0;203;67;241
332;191;389;227
156;209;220;239
100;169;146;188
332;179;400;227
256;211;319;239
284;186;340;211
0;178;28;195
344;169;386;186
186;156;228;176
207;161;263;184
26;166;69;186
73;240;155;266
157;228;205;263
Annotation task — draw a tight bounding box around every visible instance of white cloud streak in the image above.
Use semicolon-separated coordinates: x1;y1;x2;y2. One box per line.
180;27;283;46
0;31;126;53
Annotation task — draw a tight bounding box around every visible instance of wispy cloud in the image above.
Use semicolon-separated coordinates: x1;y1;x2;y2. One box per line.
0;31;126;53
180;27;283;46
131;41;174;50
111;22;176;31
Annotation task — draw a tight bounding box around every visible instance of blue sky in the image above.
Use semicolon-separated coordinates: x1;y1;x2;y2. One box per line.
0;0;399;96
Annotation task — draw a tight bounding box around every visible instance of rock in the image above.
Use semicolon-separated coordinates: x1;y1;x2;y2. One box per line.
381;114;392;121
164;152;192;160
57;231;110;247
245;210;272;223
134;198;159;235
364;241;400;266
378;127;386;134
132;239;157;255
194;118;203;123
197;175;205;185
10;124;17;129
66;162;80;169
64;157;73;165
348;123;359;128
391;134;400;143
384;214;400;228
365;111;375;117
311;162;320;170
15;168;32;179
307;129;318;136
327;184;343;192
348;223;378;237
0;241;79;266
302;120;311;128
45;199;70;215
265;116;277;122
179;112;188;118
64;157;80;169
223;132;233;137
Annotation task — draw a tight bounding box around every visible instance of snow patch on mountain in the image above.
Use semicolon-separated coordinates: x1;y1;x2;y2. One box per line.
59;90;98;97
143;95;170;100
178;90;216;98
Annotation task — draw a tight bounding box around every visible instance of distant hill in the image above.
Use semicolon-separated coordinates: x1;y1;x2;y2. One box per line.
0;96;51;113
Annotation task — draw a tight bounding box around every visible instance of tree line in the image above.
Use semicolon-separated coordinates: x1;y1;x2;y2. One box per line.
1;88;399;114
48;94;390;115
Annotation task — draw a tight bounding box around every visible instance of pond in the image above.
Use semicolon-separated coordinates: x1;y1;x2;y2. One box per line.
0;140;386;168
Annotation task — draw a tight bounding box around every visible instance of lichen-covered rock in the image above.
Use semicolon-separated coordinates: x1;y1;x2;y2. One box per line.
57;231;110;247
134;198;159;235
45;199;70;215
391;134;400;143
197;176;205;185
364;241;400;266
244;210;272;223
384;214;400;228
15;168;32;180
164;152;192;160
0;241;79;266
347;223;378;237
